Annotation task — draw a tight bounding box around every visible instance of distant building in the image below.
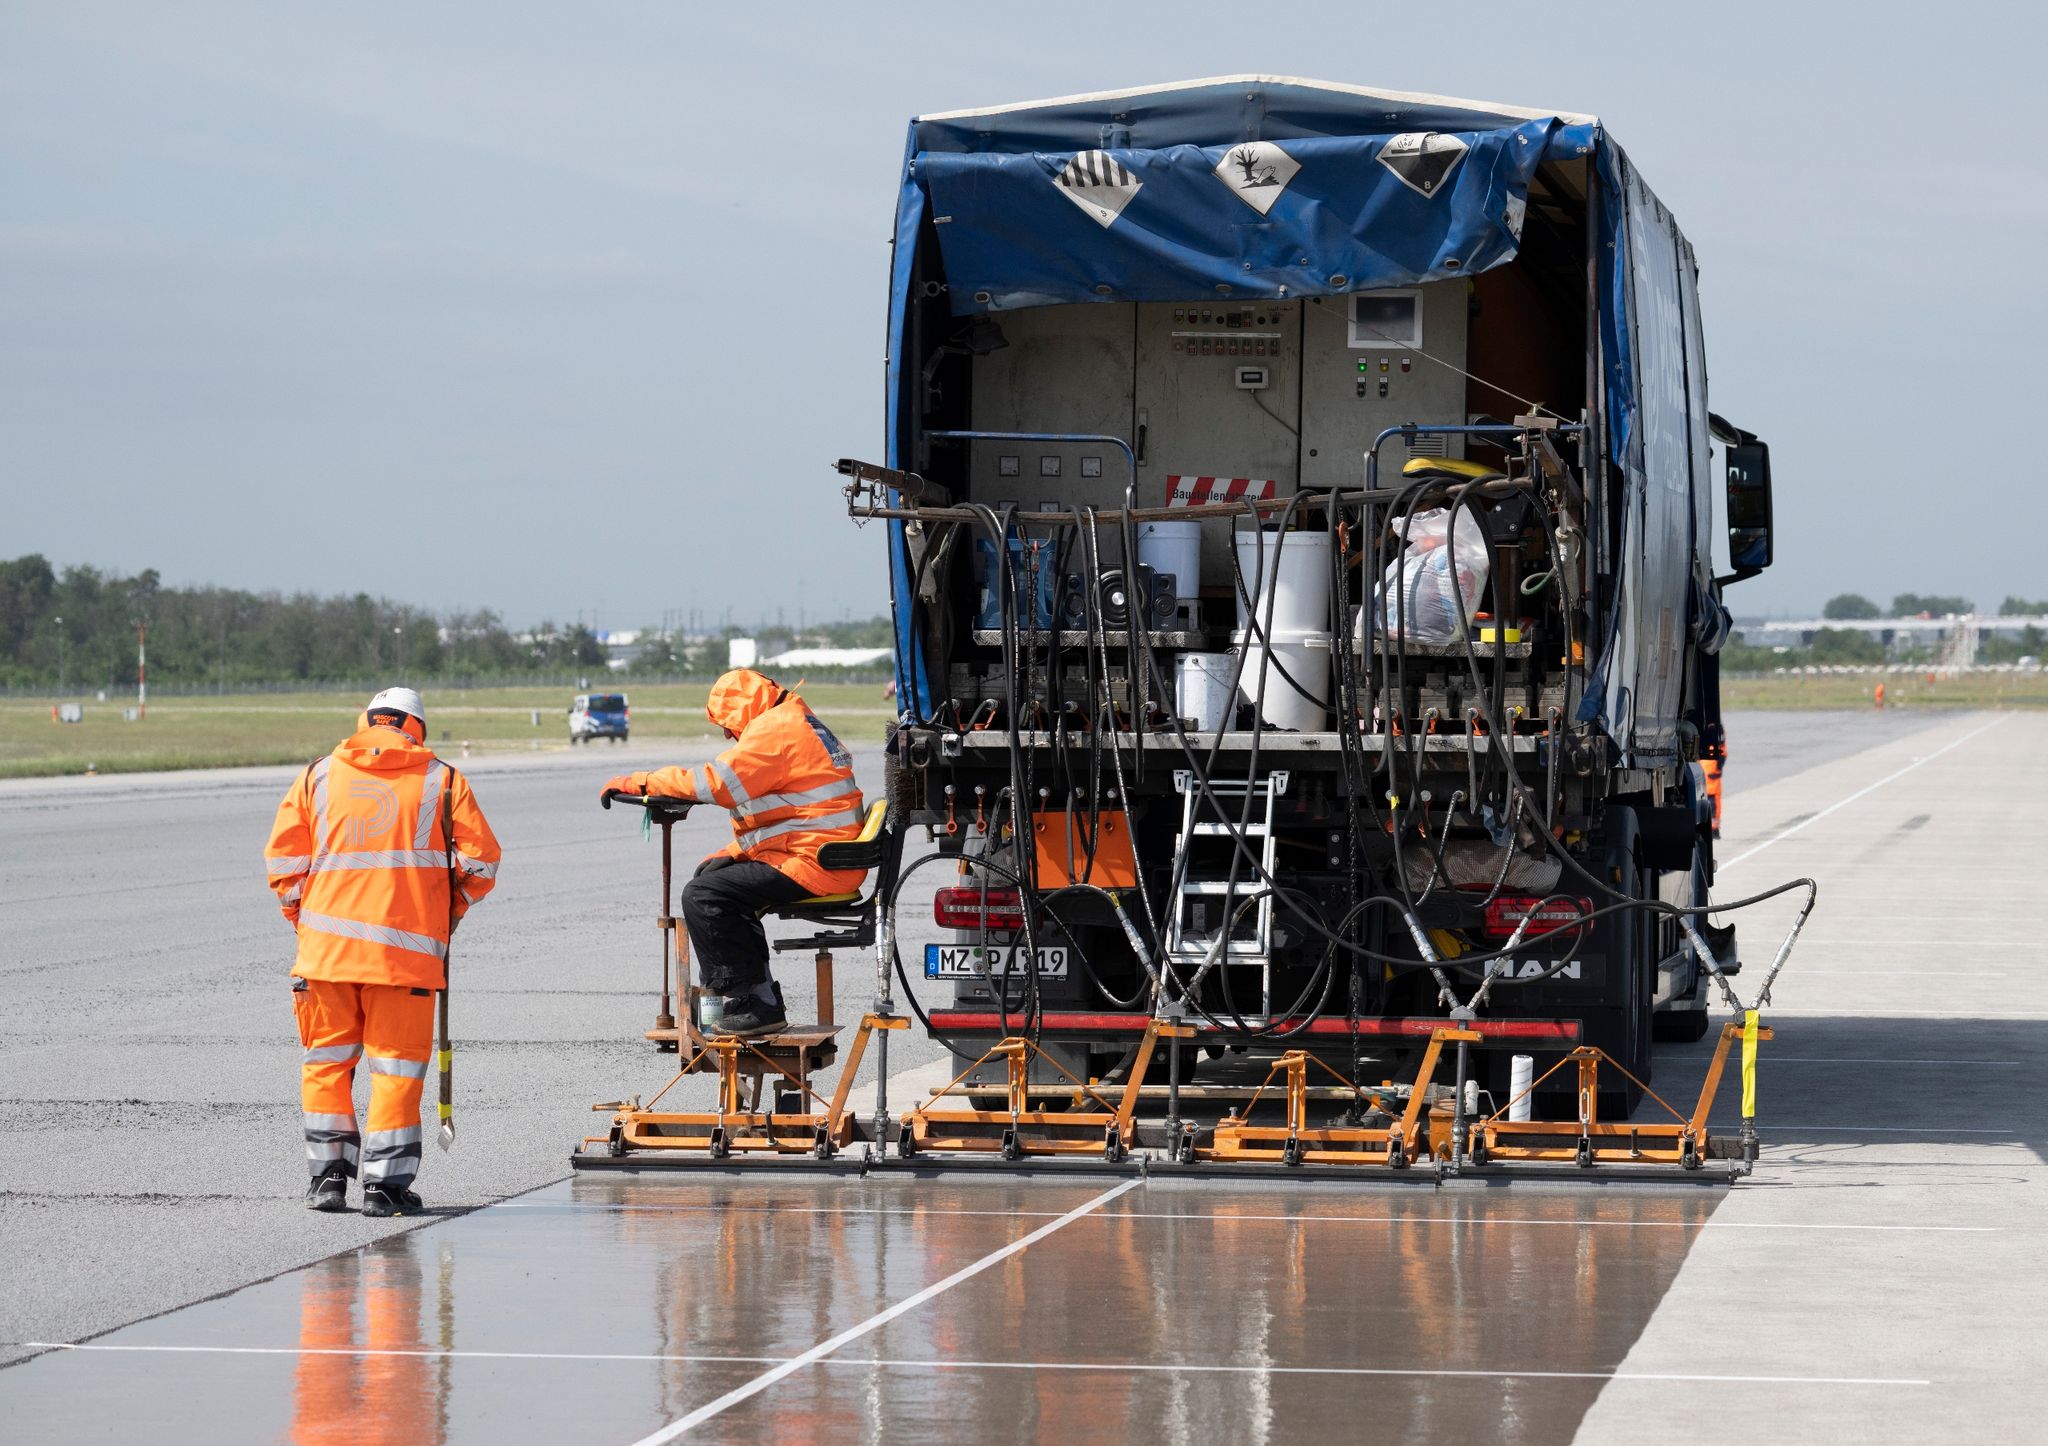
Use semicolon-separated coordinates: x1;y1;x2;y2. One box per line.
760;646;893;670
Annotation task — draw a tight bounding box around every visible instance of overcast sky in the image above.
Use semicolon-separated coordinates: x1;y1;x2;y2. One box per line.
3;3;2042;627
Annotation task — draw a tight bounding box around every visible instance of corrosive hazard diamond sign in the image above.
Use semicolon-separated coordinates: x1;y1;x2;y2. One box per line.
1054;150;1142;228
1378;132;1468;198
1213;141;1300;216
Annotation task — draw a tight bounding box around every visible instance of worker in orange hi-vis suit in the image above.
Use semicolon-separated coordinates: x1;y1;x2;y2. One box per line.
266;687;500;1217
603;669;865;1038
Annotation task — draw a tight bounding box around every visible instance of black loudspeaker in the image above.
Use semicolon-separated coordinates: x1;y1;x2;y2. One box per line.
1150;572;1178;628
1057;573;1089;629
1064;566;1174;630
1097;565;1157;628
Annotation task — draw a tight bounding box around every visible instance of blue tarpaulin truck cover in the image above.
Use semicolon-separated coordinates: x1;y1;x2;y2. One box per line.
884;77;1713;764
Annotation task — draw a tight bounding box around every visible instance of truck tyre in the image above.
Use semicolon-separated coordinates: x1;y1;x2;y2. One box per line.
1652;843;1711;1043
1654;1008;1710;1043
1535;812;1653;1120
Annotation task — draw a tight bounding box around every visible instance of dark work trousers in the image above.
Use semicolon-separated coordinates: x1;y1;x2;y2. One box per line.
680;858;811;994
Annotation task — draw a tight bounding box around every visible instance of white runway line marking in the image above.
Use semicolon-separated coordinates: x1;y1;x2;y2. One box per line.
1749;1058;2022;1066
1726;1124;2017;1134
627;1175;1144;1442
840;1357;1930;1387
18;1342;1928;1388
503;1203;1995;1231
1719;717;1998;871
19;1343;781;1364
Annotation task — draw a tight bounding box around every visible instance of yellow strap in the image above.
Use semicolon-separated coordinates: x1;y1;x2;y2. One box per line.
438;1103;452;1120
1740;1009;1759;1119
438;1050;452;1071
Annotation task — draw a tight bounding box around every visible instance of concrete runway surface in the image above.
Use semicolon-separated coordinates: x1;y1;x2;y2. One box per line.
2;708;2041;1442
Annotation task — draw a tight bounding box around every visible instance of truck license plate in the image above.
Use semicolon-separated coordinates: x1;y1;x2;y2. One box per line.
924;944;1069;980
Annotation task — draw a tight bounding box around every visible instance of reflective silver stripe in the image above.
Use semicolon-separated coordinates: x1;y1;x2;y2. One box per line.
366;1054;430;1080
361;1126;423;1184
298;911;447;960
735;778;861;821
283;885;303;906
414;761;446;849
267;855;311;875
697;765;717;798
310;756;332;839
710;758;749;805
309;849;448;873
456;856;497;879
734;804;865;851
303;1043;363;1066
303;1112;357;1134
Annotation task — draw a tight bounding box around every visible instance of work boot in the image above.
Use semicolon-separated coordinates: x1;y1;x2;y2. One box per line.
361;1184;424;1218
714;982;787;1038
304;1166;350;1214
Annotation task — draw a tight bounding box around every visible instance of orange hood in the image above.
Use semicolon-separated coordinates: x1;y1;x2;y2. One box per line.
338;719;434;771
705;669;790;736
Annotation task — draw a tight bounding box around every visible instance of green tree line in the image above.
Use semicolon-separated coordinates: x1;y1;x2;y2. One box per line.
0;554;610;692
1822;592;2048;620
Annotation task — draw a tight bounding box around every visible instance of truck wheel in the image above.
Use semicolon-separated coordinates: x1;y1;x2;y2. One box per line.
1536;812;1653;1120
1654;1008;1710;1043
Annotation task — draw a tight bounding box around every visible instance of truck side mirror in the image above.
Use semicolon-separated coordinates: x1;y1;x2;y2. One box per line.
1725;439;1773;577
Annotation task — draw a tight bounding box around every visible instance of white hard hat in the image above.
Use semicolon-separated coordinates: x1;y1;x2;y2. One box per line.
367;686;426;729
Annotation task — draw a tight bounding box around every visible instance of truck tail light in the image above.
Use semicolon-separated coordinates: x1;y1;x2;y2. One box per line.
1481;895;1593;941
934;886;1025;930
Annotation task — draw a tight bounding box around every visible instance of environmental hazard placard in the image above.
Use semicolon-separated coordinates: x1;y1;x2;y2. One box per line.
1212;142;1300;215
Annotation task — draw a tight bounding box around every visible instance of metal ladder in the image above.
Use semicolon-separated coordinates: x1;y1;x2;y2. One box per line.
1164;769;1289;1019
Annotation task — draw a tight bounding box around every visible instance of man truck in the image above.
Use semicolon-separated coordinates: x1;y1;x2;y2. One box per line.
841;76;1777;1122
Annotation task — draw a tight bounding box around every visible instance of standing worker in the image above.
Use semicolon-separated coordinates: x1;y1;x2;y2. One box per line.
265;688;501;1216
602;669;866;1037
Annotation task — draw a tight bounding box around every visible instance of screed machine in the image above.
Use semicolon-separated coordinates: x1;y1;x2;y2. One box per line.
575;77;1813;1182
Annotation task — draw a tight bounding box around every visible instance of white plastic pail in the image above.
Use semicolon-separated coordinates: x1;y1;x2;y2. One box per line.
1230;629;1331;732
1137;520;1203;605
1233;528;1332;634
1176;652;1237;731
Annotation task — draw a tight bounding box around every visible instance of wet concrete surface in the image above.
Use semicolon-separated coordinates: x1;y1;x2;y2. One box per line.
1;1174;1718;1443
3;709;2042;1442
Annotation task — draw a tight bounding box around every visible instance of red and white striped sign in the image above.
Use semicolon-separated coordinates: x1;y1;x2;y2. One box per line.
1165;476;1277;507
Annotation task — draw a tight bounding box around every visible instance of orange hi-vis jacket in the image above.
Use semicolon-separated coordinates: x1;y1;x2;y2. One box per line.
265;716;501;990
640;670;865;896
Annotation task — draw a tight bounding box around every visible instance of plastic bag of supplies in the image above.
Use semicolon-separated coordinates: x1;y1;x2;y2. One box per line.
1366;506;1490;645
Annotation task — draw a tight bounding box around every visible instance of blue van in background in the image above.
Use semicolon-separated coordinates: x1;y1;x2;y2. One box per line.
568;692;629;745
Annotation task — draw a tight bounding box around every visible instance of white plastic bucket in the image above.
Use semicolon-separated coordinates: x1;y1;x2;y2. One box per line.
1233;528;1332;634
1176;652;1237;731
1230;628;1331;732
1137;520;1203;605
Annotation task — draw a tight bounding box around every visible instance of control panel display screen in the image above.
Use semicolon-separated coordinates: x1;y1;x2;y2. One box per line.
1348;290;1422;349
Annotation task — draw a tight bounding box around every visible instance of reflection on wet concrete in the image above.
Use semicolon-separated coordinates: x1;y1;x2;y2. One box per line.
292;1246;443;1446
0;1176;1718;1444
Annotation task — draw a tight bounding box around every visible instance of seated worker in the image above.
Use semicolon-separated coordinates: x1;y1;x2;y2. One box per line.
603;669;866;1037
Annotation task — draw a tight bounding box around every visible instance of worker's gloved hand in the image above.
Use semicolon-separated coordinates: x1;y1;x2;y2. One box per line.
695;853;739;876
601;772;650;803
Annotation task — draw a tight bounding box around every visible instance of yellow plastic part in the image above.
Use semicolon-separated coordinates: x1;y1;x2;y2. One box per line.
1400;456;1507;484
1740;1009;1759;1118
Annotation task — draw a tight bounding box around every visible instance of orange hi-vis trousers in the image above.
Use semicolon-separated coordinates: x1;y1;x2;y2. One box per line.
294;977;436;1188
